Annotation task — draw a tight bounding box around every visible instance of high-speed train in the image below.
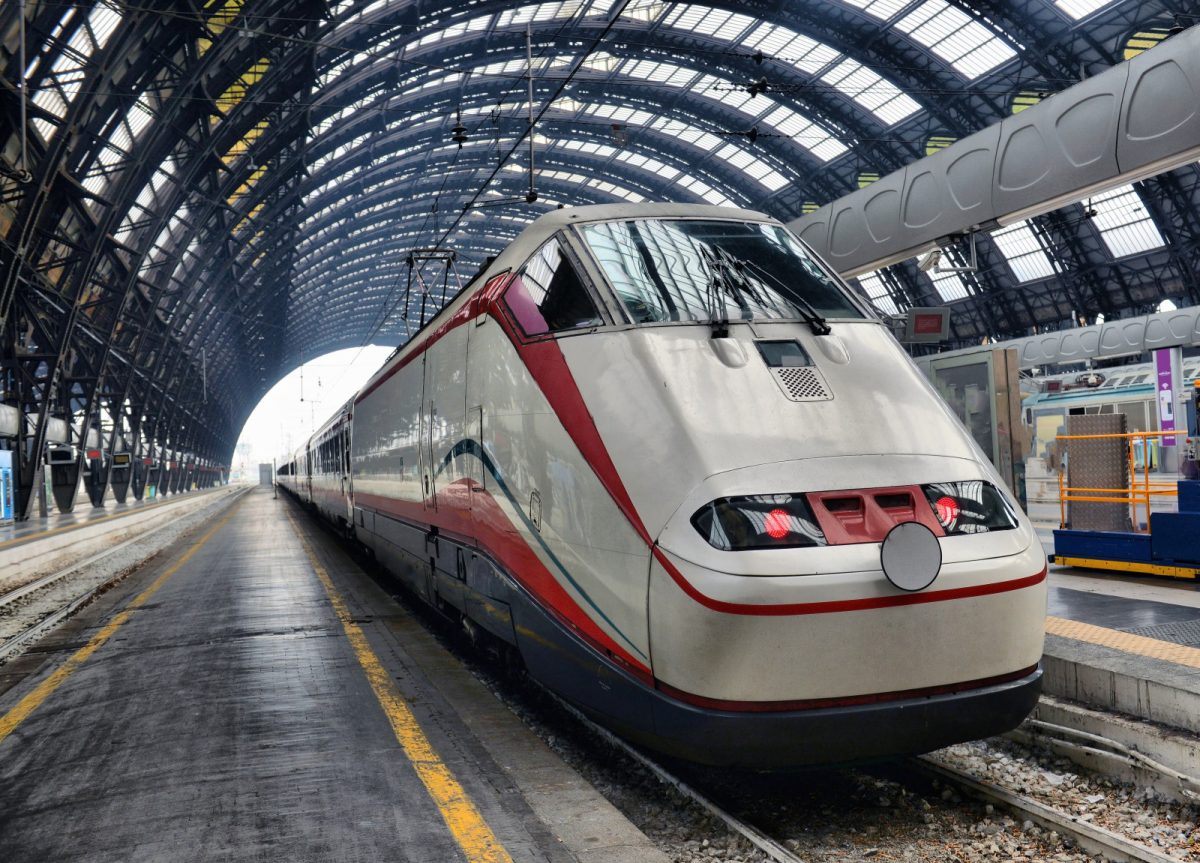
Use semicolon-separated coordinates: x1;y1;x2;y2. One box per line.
278;203;1047;768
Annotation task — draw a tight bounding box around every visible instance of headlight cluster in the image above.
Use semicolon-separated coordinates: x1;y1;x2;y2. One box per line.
920;481;1018;535
690;494;827;551
691;481;1016;550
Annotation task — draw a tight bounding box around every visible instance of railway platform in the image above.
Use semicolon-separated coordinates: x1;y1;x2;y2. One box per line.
0;484;238;596
0;487;665;863
0;482;216;545
1042;559;1200;736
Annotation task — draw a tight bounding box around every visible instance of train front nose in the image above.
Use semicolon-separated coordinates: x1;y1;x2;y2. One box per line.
647;454;1047;706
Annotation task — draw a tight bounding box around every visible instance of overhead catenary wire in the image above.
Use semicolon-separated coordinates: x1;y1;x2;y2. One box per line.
352;0;605;352
427;0;636;257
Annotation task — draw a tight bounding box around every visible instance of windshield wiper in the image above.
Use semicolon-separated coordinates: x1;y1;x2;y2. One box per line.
700;248;763;338
700;247;732;338
736;256;832;336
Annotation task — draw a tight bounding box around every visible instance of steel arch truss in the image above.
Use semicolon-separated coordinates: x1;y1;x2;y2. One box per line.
1;0;1197;518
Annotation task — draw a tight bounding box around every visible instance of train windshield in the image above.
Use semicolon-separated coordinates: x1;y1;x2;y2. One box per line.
580;219;865;326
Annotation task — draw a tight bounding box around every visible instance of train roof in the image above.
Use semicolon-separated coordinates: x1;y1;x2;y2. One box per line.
526;202;773;228
355;204;784;408
486;202;774;276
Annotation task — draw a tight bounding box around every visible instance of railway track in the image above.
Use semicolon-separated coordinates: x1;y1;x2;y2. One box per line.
549;692;1188;863
910;757;1179;863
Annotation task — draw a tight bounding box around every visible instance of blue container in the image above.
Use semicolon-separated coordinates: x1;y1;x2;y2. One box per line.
1053;529;1154;564
1150;512;1200;565
1178;481;1200;514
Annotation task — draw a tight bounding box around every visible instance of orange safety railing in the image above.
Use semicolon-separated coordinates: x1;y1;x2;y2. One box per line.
1056;430;1188;530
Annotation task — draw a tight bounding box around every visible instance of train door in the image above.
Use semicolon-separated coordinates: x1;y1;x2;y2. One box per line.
420;353;437;512
305;445;313;500
468;406;485;488
341;422;352;523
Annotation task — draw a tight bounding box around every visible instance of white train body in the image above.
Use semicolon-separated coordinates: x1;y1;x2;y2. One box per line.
280;204;1046;767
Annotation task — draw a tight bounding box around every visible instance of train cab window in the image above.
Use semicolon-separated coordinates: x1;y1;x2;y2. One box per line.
505;237;603;337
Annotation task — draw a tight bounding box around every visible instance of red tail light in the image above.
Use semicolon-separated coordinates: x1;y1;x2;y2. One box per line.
692;495;827;551
922;482;1018;535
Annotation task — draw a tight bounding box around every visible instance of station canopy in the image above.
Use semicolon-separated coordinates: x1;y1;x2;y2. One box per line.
1;0;1198;461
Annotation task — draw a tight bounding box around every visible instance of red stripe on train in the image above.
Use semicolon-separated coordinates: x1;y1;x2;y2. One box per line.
355;485;651;677
652;551;1047;616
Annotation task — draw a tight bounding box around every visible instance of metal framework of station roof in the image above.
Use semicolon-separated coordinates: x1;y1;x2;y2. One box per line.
0;0;1198;517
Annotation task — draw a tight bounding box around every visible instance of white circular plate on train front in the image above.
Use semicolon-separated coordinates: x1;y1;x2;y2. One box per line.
880;522;942;592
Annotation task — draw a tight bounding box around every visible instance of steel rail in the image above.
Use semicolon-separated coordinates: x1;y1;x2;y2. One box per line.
1017;719;1200;802
549;696;805;863
911;756;1179;863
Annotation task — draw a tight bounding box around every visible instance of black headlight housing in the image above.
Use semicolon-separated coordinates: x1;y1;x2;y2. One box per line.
920;481;1018;535
691;494;827;551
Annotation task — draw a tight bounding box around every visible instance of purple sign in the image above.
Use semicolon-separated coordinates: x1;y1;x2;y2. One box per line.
1155;349;1176;446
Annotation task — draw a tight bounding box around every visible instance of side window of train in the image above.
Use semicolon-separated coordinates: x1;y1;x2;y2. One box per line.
505;236;604;337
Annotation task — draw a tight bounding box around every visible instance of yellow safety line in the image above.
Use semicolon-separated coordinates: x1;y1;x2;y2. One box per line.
0;486;222;552
1045;615;1200;670
283;507;513;863
1055;556;1199;580
0;492;246;745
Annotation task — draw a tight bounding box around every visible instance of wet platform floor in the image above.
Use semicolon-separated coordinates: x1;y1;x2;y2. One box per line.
1048;571;1200;648
0;488;585;863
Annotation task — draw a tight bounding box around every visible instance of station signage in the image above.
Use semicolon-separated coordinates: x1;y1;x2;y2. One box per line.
1156;349;1177;447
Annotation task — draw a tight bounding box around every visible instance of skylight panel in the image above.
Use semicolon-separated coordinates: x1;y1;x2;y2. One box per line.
587;104;657;126
990;221;1056;282
714;145;790;191
662;6;757;41
617;151;679;181
716;145;756;172
1054;0;1118;20
696;74;758;116
69;1;120;56
576;51;621;73
926;268;971;301
559;139;619;159
31;1;123;140
677;175;736;206
1089;185;1166;258
854;272;899;315
529;167;645;202
648;118;722;153
676;13;918;127
839;0;910;20
575;46;851;161
413;15;484;48
894;0;1017;79
743;23;838;75
820;59;920;126
761;106;848;162
614;0;668;23
619;59;697;87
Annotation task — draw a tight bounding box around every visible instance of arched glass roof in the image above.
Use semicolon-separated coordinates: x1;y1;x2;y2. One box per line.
1;0;1197;465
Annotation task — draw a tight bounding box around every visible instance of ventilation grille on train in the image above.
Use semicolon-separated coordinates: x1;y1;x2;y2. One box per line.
772;366;832;402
